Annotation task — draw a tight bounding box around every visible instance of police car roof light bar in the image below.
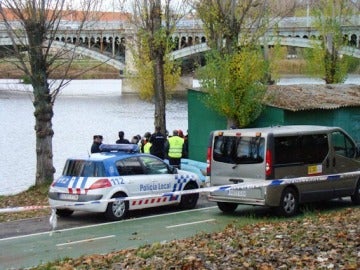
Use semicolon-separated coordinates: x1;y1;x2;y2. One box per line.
99;144;140;153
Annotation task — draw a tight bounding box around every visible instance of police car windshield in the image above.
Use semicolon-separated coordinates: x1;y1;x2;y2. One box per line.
63;160;106;177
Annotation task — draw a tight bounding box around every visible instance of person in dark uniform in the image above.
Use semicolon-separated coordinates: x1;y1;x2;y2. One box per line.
116;131;130;144
91;135;103;153
149;126;166;159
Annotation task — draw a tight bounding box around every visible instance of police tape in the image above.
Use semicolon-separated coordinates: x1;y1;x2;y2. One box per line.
1;170;360;215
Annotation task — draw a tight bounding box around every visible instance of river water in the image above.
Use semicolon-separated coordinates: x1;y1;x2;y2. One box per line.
1;75;359;195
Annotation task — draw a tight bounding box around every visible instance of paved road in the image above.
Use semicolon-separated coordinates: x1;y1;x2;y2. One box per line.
0;204;248;269
0;194;214;239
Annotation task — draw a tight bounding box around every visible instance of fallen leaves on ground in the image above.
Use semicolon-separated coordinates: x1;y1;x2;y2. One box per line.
35;207;360;270
0;184;50;222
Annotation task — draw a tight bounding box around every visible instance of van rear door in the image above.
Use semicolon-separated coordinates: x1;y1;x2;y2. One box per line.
209;131;266;186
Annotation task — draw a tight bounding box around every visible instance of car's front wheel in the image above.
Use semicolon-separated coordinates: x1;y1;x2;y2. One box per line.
105;192;128;221
351;179;360;205
56;209;74;217
217;202;238;213
276;187;299;217
179;182;199;209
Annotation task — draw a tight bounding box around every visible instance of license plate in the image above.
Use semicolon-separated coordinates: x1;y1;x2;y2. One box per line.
59;193;79;201
228;189;247;197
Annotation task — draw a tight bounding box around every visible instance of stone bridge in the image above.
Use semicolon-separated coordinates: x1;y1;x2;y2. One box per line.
1;16;360;72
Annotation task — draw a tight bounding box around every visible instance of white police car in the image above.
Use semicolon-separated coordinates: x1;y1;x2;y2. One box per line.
48;144;201;221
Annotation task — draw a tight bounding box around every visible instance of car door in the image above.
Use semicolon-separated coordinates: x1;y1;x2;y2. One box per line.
274;133;332;202
138;155;178;204
330;130;359;197
115;157;151;201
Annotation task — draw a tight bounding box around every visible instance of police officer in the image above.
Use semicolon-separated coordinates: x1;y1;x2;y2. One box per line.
91;135;103;153
141;132;152;153
149;126;166;159
116;131;130;144
166;130;184;168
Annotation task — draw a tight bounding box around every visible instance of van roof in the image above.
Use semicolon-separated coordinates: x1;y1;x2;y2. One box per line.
216;125;339;135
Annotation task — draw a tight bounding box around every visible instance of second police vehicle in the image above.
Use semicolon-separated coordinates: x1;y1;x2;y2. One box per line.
49;144;201;221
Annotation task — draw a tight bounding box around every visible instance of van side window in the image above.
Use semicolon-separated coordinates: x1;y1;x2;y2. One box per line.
274;134;328;165
213;136;264;164
331;131;355;158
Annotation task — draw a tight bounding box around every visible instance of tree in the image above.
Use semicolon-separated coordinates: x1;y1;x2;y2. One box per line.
198;47;268;127
194;0;296;127
0;0;102;186
124;0;188;133
305;0;357;84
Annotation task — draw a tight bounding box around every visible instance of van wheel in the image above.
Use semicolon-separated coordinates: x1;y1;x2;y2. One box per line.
351;180;360;205
56;209;74;217
217;202;238;213
179;182;199;209
277;187;299;217
105;192;128;221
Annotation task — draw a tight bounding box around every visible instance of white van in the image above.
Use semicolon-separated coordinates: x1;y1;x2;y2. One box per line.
207;125;360;216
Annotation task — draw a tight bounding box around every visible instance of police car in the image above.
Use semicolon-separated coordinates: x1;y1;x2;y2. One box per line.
48;144;201;221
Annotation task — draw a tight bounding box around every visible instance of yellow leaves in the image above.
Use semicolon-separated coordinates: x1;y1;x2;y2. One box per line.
229;48;265;85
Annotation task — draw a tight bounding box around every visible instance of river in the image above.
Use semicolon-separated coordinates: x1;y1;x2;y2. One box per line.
1;75;359;195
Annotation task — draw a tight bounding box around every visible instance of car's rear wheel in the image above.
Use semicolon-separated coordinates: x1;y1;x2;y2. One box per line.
277;187;299;217
351;179;360;205
56;209;74;217
179;182;199;209
217;202;238;213
105;192;128;221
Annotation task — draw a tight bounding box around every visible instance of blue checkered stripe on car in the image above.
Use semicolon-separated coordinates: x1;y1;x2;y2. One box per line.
173;174;193;192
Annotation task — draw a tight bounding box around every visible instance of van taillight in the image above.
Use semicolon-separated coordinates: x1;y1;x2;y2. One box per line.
265;149;272;177
206;147;212;176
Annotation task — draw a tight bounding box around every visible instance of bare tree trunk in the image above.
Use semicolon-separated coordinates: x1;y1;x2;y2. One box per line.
34;100;55;184
150;0;166;132
153;56;166;131
26;20;55;185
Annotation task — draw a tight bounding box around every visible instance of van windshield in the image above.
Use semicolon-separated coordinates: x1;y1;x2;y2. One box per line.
213;136;265;164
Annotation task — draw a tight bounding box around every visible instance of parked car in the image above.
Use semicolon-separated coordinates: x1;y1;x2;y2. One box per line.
207;125;360;216
49;144;201;221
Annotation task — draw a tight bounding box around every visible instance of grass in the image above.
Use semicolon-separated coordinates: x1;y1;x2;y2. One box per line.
0;183;51;222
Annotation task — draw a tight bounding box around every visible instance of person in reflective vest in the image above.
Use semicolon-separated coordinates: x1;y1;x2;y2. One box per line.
167;130;185;169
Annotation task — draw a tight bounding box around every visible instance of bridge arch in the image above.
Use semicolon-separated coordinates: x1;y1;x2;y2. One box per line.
169;37;360;60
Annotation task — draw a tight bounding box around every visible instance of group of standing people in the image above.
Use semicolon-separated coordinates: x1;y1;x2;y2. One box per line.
90;126;188;169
